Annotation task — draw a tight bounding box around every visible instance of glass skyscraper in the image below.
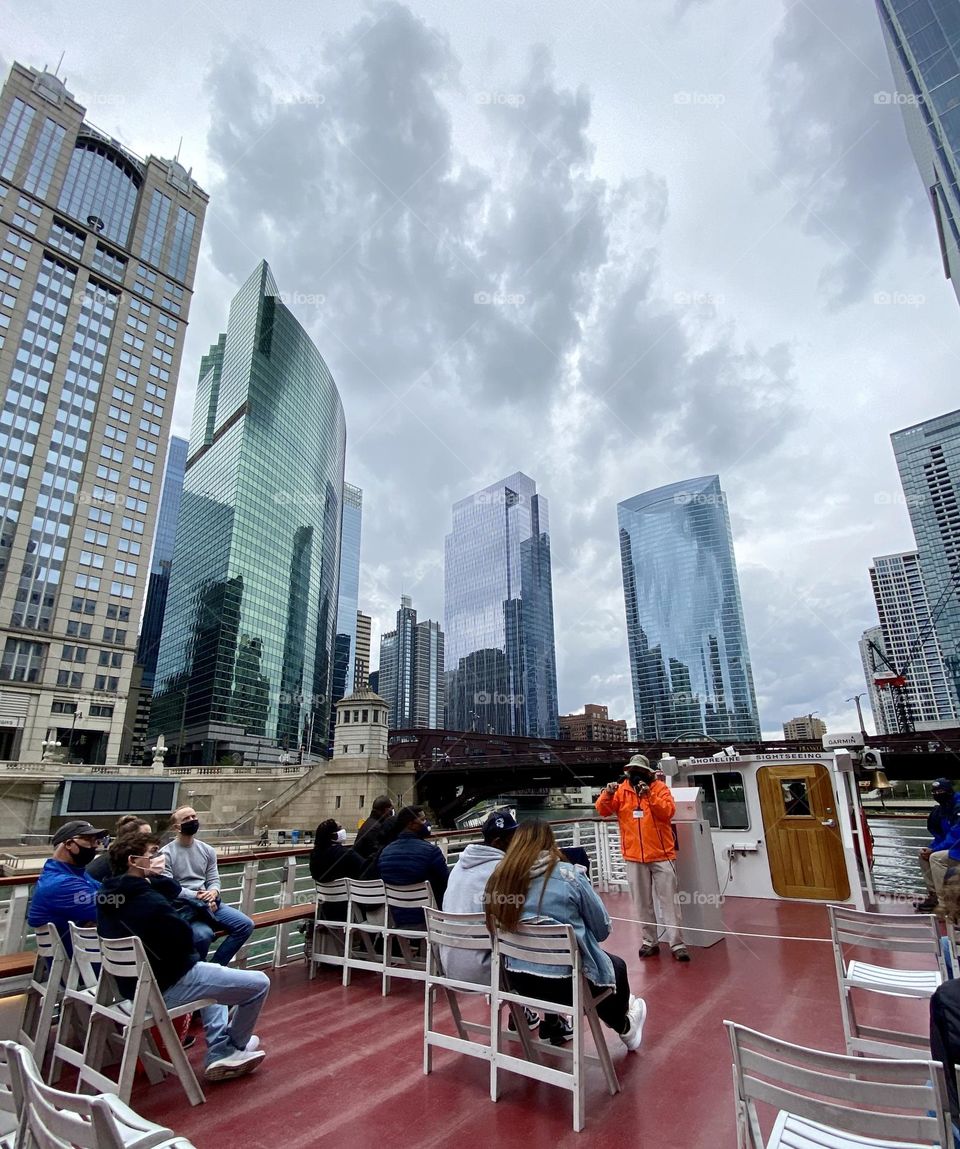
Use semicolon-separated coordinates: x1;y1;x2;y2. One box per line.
328;482;362;747
618;475;761;742
150;261;346;763
444;472;559;737
378;594;445;729
137;435;188;686
876;1;960;304
0;62;206;762
892;409;960;710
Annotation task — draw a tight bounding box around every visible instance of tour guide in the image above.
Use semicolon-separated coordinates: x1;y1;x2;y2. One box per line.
595;754;690;962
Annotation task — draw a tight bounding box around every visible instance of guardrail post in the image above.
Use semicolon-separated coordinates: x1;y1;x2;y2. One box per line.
4;885;28;954
239;861;258;917
274;855;298;967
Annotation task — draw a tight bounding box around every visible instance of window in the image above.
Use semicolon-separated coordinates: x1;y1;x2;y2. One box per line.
89;704;113;718
335;796;342;808
687;772;749;830
362;709;368;722
56;669;83;689
781;780;812;817
94;674;119;691
51;700;77;715
0;637;45;682
0;99;35;181
105;604;130;622
57;138;142;247
23;117;65;197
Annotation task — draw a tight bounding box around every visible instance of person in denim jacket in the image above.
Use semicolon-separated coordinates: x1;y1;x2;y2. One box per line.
484;821;646;1050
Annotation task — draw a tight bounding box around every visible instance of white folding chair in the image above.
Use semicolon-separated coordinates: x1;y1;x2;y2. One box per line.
382;883;434;996
342;880;386;987
0;1039;24;1149
18;924;68;1076
48;926;103;1084
490;922;620;1133
828;905;946;1058
75;935;213;1107
725;1020;954;1149
308;880;349;978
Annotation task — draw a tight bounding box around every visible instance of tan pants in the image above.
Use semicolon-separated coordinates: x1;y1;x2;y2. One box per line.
625;860;683;948
930;850;954;898
920;850;937;895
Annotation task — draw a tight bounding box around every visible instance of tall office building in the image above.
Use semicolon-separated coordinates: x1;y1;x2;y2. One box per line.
875;2;960;305
782;714;827;741
0;62;206;762
444;472;559;737
378;594;445;728
354;611;371;691
860;625;899;735
866;551;959;731
150;261;345;763
558;704;628;742
892;410;960;710
618;475;761;742
328;482;362;746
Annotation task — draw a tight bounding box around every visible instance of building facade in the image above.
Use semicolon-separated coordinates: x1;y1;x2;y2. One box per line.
860;625;899;736
328;482;362;747
892;411;960;712
378;594;445;729
875;1;960;306
782;714;827;741
866;550;959;731
354;611;371;691
558;703;628;742
444;472;559;737
0;62;206;762
149;261;346;764
618;475;761;742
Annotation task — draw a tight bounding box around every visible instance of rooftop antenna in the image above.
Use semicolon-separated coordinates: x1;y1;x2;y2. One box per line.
54;52;65;78
174;136;183;164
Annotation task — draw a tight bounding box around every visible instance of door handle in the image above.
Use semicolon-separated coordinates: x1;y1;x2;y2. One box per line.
820;819;836;827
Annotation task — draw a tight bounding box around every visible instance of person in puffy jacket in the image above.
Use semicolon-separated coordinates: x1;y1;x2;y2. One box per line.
918;778;960;912
595;754;689;962
377;806;448;928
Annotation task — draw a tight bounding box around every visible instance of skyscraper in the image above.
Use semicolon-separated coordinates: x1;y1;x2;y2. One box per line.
892;410;960;710
782;714;827;741
875;2;960;304
150;261;345;763
0;62;206;762
328;482;362;746
444;472;559;737
378;594;445;728
866;551;959;731
354;611;371;691
618;475;761;742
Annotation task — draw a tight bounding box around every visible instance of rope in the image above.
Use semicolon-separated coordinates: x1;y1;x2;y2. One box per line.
608;912;835;944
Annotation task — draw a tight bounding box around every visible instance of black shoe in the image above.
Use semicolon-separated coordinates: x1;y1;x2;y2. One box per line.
508;1006;540;1032
638;943;661;958
671;945;691;962
916;898;938;913
538;1015;573;1045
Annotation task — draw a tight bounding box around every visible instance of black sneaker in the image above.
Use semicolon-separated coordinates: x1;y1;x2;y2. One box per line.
508;1006;540;1032
539;1015;574;1045
638;943;661;958
915;897;938;913
671;945;691;963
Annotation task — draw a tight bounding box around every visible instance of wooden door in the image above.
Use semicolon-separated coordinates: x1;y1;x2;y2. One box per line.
757;763;850;900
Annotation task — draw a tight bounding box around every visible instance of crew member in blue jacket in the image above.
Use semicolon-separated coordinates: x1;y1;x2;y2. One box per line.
919;778;960;912
28;819;106;952
376;805;447;927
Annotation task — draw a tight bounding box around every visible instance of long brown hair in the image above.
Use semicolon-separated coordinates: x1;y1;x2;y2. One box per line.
484;821;566;932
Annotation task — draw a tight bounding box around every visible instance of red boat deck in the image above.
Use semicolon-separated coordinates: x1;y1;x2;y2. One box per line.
131;894;923;1149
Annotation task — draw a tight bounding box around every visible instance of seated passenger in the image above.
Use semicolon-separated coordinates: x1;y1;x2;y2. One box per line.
309;819;364;922
87;815;151;882
353;796;395;861
97;830;269;1082
29;820;107;953
160;806;254;966
376;805;448;927
484;820;646;1050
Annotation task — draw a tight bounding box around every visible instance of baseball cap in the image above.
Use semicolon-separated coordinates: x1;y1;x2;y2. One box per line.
482;808;519;842
933;778;955;795
52;820;107;846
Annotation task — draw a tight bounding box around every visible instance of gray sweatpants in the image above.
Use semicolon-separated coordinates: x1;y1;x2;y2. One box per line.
626;859;683;948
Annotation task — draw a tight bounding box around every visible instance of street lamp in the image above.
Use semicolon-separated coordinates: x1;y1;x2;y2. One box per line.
69;709;84;761
846;694;868;742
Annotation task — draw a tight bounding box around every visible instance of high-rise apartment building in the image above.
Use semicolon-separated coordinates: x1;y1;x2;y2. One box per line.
444;472;559;737
860;625;898;735
354;611;371;691
328;482;362;746
149;261;345;764
866;550;959;731
558;703;628;742
782;714;827;741
892;411;960;711
618;475;761;742
0;62;206;762
378;594;445;728
875;2;960;305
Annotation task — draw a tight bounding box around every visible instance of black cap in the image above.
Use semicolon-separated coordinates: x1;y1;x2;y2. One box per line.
482;808;518;842
52;820;107;846
933;778;955;795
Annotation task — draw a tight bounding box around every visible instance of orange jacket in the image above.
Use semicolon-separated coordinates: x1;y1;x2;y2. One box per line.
595;779;677;863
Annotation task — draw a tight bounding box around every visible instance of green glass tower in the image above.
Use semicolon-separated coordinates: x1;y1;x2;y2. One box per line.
149;262;346;763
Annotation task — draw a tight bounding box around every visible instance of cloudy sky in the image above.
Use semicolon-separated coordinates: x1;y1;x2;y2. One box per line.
6;0;958;738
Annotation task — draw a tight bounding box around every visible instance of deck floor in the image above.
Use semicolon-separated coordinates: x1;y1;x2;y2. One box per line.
131;894;919;1149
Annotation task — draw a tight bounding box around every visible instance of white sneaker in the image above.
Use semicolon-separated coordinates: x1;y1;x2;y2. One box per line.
204;1048;265;1081
620;995;646;1052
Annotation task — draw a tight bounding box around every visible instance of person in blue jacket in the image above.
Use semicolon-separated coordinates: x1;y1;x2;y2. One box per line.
919;778;960;912
376;805;447;928
28;819;107;953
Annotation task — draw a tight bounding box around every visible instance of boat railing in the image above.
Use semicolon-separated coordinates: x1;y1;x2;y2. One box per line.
866;815;928;897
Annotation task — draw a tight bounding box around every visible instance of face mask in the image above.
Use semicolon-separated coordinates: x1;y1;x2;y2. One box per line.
335;828;347;843
419;822;432;838
180;819;200;836
71;844;98;867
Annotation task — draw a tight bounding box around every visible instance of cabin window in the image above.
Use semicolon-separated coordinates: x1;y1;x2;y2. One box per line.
687;771;749;830
780;779;811;817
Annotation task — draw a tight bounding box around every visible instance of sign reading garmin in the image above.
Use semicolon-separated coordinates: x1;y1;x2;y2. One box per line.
822;732;865;749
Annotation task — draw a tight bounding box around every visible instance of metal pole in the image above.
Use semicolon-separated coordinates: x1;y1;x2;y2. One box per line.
846;693;868;742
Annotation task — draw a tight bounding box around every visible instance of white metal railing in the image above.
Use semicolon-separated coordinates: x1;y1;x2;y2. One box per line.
868;817;928;896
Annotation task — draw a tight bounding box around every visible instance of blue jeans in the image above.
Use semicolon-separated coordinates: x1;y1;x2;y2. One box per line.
162;961;270;1067
190;902;255;966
